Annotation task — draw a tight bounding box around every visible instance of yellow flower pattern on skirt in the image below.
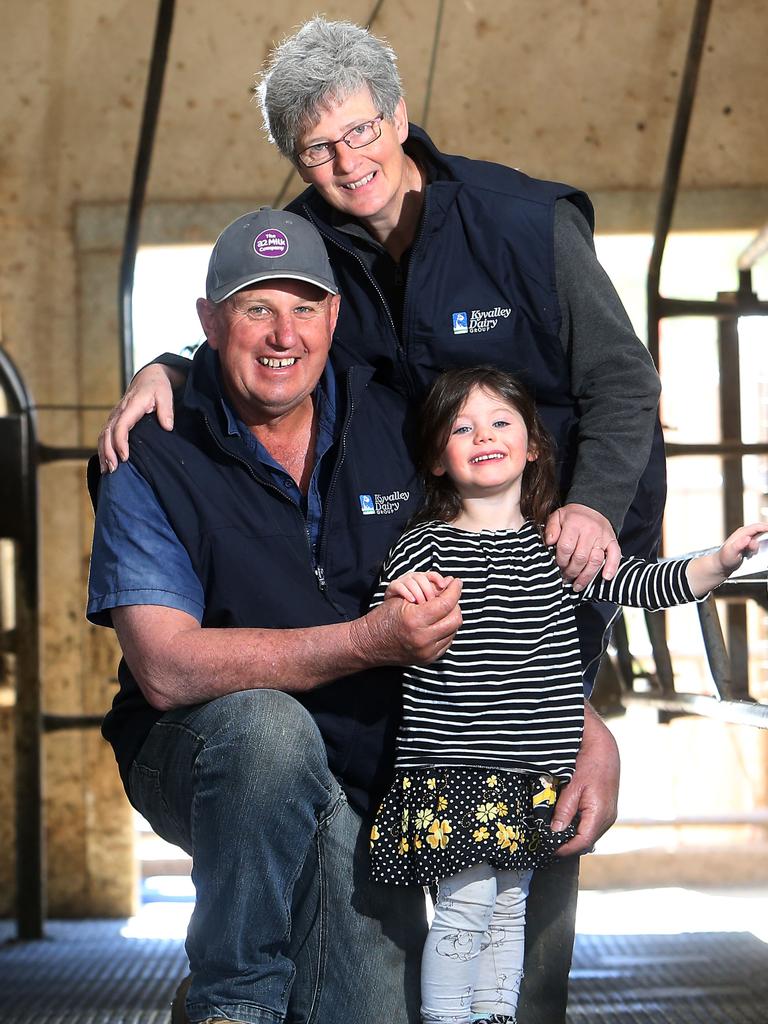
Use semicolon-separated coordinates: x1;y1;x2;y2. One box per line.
369;766;576;886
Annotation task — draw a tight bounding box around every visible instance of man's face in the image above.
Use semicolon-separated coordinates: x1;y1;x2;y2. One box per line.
197;279;339;425
295;89;411;227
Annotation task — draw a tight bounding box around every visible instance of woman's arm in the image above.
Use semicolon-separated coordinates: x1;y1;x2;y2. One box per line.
98;358;189;472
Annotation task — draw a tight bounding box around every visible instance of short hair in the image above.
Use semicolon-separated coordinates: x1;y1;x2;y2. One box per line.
257;17;404;160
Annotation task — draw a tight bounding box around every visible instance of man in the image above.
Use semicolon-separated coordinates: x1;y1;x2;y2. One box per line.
96;17;659;1021
88;208;463;1024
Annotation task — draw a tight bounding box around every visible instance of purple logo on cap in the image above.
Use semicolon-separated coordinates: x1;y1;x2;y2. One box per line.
253;229;289;259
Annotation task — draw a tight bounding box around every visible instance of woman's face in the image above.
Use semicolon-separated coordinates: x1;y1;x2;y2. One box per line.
294;89;414;230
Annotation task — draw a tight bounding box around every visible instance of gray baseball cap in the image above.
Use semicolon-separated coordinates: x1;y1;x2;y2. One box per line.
206;207;339;302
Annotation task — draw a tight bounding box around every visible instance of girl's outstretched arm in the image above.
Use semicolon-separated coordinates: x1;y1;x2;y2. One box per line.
687;523;767;596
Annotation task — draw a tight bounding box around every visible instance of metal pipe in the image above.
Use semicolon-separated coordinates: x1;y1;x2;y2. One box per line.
647;0;712;366
42;714;105;732
118;0;176;391
665;441;768;456
0;349;45;939
622;691;768;728
614;811;768;827
37;444;95;464
657;295;768;318
737;223;768;271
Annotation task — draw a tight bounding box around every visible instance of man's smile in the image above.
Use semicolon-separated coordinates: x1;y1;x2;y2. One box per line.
257;357;298;367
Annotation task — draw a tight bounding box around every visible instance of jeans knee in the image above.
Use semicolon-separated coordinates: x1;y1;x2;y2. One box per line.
192;690;332;802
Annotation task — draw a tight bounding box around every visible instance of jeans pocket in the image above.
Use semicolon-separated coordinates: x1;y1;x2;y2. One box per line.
129;761;190;853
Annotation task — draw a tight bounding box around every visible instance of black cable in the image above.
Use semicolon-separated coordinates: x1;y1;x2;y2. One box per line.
421;0;445;128
118;0;176;392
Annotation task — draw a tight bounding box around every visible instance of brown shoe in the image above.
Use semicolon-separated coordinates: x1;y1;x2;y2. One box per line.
170;976;252;1024
170;974;191;1024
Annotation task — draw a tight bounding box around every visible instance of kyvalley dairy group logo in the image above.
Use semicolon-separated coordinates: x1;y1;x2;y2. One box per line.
452;306;512;334
359;491;410;516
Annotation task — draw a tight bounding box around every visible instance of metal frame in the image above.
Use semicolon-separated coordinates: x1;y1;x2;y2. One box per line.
1;348;98;940
606;0;768;728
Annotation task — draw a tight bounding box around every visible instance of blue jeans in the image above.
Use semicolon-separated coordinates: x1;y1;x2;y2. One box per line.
128;689;426;1023
421;864;531;1024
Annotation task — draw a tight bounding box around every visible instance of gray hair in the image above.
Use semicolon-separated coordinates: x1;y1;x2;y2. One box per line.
257;17;404;160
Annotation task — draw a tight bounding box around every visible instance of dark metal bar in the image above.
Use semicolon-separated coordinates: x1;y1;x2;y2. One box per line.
0;348;45;939
647;0;712;367
666;441;768;456
37;444;94;464
696;596;733;700
42;714;105;732
717;298;749;698
644;610;676;694
657;295;768;319
119;0;176;391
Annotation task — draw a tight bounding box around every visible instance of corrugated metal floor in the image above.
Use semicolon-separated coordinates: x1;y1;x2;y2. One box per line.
1;911;766;1023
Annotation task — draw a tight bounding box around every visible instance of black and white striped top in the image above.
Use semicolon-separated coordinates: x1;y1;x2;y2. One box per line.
373;520;697;780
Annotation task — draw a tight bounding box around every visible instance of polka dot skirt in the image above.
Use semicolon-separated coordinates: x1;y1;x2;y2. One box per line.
369;767;577;886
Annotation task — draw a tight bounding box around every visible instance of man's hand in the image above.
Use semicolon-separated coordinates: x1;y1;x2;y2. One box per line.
98;364;182;473
545;503;621;591
552;702;619;856
353;577;463;666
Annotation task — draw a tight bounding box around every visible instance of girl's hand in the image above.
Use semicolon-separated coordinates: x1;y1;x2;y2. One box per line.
718;523;767;574
687;522;767;596
384;571;453;604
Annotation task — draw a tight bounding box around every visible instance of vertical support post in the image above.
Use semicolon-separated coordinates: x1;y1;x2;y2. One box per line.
13;406;44;938
717;290;750;699
0;347;45;939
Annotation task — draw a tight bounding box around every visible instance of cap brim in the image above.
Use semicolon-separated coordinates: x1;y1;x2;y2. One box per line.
210;271;339;303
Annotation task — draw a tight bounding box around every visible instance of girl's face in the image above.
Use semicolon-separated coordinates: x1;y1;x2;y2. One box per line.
433;385;537;500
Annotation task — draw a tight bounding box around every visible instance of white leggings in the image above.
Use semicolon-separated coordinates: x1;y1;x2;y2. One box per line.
421;863;532;1024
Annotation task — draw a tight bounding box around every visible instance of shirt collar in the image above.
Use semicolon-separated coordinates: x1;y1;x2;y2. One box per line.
214;354;337;462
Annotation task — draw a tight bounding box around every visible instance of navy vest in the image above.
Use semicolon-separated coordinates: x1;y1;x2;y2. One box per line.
97;351;423;811
287;124;665;558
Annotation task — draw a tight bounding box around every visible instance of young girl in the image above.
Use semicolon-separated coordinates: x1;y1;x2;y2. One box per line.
368;365;764;1024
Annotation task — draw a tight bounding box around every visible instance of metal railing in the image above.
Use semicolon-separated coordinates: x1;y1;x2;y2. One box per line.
0;347;99;940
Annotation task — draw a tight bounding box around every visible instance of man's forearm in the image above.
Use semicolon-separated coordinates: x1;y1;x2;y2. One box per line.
114;607;372;711
112;579;463;712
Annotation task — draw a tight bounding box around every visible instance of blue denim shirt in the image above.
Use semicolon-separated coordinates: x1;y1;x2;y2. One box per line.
87;362;337;626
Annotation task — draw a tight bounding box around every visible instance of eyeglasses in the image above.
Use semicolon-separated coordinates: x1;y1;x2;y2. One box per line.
296;115;385;168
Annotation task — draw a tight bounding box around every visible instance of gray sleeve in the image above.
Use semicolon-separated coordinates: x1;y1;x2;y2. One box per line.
555;199;661;531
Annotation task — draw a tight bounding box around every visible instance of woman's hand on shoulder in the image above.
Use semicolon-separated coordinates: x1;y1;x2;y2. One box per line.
98;363;181;473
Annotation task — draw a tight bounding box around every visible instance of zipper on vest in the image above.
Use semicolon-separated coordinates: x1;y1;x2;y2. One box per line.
315;373;354;578
303;208;417;400
202;414;324;592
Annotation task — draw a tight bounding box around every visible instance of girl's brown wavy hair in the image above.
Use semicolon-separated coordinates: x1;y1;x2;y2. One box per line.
413;366;559;531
